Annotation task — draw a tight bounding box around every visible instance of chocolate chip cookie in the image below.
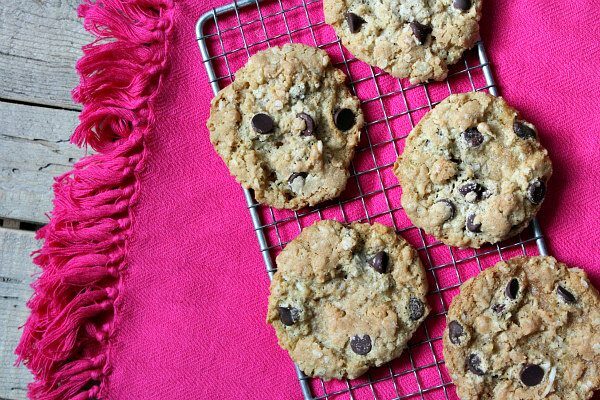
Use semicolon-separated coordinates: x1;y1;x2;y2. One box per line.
267;220;429;380
323;0;482;83
207;44;364;210
394;92;552;248
444;256;600;399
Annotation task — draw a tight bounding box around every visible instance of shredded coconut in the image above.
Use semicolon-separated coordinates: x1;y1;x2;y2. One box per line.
541;365;556;397
340;236;354;250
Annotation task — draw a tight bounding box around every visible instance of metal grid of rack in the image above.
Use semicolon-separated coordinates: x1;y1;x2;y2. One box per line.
196;1;547;398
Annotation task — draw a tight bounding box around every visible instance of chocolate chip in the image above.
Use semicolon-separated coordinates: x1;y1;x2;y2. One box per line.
410;21;432;45
505;278;519;300
279;306;299;326
467;353;485;375
288;172;307;185
458;182;480;196
408;297;425;321
513;120;537;139
346;12;366;33
436;199;456;221
453;0;472;11
520;364;544;386
251;113;274;134
334;108;356;131
462;127;484;147
459;182;485;202
368;251;388;273
557;285;576;304
297;113;315;136
350;334;372;355
527;179;546;204
458;182;487;203
492;303;505;313
448;320;464;345
466;214;481;233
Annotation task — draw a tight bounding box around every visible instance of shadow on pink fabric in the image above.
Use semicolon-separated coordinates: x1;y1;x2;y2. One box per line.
16;0;600;399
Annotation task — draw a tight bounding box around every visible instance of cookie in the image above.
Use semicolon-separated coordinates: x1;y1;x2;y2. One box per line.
323;0;482;83
394;92;552;248
443;256;600;399
207;44;364;210
267;220;429;380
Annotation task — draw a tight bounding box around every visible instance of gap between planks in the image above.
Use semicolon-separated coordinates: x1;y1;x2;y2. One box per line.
0;101;83;224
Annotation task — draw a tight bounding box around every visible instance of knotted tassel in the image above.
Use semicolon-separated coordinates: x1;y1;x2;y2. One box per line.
15;1;174;398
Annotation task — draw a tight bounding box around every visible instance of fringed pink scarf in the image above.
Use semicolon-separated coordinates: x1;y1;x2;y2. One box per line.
16;1;174;398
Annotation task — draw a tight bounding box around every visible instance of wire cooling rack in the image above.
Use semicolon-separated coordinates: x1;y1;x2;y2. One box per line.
196;1;548;398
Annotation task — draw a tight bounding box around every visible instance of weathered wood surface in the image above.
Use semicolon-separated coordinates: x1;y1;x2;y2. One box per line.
0;228;38;400
0;102;83;224
0;0;88;109
0;1;90;397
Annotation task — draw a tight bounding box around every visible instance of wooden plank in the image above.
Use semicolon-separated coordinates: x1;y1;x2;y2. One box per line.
0;228;38;400
0;0;89;109
0;101;83;224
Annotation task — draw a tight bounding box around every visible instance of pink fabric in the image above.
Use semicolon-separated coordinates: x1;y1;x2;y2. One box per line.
106;0;600;398
18;0;600;399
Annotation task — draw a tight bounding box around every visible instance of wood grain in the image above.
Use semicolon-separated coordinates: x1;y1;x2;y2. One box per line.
0;101;84;224
0;2;90;398
0;228;38;400
0;0;89;109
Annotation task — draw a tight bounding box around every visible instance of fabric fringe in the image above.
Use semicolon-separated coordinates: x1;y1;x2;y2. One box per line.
15;0;174;398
